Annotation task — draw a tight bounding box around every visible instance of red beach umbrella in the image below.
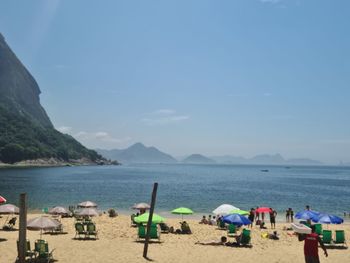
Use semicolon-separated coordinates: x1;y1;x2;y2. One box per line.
256;207;272;213
0;195;7;204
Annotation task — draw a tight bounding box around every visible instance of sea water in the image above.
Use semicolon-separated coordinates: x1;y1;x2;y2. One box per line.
0;164;349;219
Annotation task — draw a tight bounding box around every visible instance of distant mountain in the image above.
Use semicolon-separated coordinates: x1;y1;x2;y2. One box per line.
182;154;216;164
210;154;322;166
97;143;178;164
0;32;103;164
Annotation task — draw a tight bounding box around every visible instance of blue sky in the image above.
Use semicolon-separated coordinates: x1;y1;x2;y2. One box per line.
1;0;350;163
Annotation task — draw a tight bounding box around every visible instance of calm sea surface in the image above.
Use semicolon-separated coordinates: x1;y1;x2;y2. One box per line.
0;164;349;219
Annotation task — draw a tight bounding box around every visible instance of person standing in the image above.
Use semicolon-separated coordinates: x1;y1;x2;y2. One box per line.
269;208;277;229
248;208;255;228
286;208;290;222
290;208;294;223
298;225;328;263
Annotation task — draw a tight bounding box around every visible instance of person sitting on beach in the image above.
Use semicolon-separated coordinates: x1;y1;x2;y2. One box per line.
210;216;216;225
269;231;279;240
199;215;208;224
181;221;192;234
260;221;267;229
195;236;237;246
208;215;213;225
298;225;328;263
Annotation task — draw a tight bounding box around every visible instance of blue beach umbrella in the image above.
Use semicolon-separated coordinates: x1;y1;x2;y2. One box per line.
222;214;251;226
295;210;320;221
313;213;344;224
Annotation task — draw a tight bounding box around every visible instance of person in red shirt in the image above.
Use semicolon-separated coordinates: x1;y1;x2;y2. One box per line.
298;225;328;263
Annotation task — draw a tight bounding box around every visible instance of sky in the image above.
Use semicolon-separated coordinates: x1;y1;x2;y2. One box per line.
1;0;350;164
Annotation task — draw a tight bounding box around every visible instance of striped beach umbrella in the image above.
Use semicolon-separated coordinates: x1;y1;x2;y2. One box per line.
0;195;7;204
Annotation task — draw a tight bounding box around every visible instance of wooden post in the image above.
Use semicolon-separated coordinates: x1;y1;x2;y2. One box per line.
18;193;27;263
143;182;158;259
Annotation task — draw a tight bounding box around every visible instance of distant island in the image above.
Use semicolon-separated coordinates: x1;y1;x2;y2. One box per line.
182;154;216;164
97;143;177;164
0;32;110;167
98;143;322;165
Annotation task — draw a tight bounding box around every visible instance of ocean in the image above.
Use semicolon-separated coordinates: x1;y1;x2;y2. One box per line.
0;164;349;219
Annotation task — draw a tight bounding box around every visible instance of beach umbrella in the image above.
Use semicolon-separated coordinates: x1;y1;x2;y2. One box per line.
78;201;97;208
213;204;240;216
27;216;60;239
76;208;99;217
0;204;19;214
312;213;344;224
256;207;272;213
134;213;165;224
171;207;194;220
228;209;249;216
295;210;320;220
48;206;69;215
222;214;251;226
132;203;151;210
0;195;6;204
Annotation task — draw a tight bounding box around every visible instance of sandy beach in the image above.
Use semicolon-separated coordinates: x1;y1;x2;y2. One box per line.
0;213;348;263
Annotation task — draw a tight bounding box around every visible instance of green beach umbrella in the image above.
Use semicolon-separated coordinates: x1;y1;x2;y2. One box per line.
229;209;250;216
134;213;165;224
171;207;194;220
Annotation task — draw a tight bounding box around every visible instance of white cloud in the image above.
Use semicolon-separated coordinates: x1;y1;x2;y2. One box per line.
142;109;190;126
153;109;176;115
57;126;72;133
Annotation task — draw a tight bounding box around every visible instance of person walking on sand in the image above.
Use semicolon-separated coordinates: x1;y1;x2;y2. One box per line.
298;225;328;263
290;208;294;223
286;208;290;222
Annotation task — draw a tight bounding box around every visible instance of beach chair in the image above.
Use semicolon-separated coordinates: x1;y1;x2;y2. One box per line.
322;230;332;245
334;230;347;247
314;224;322;235
86;222;98;239
138;224;146;240
240;229;252;246
150;224;160;240
137;224;160;241
17;239;37;261
34;239;55;262
227;224;236;236
75;222;87;239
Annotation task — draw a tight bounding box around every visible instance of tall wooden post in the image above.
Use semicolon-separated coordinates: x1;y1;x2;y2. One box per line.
143;183;158;259
18;193;27;263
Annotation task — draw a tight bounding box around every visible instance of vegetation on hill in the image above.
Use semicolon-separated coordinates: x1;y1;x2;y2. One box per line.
0;105;101;164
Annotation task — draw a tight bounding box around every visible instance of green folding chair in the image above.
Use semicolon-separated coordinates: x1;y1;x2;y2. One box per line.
240;229;251;246
17;239;37;260
138;224;146;240
34;240;54;262
335;230;347;247
75;222;86;239
314;224;322;235
86;222;98;239
322;230;332;244
227;224;236;236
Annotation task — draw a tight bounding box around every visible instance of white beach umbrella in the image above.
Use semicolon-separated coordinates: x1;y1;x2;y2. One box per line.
27;216;60;239
76;208;99;217
213;204;240;216
132;203;151;210
48;206;69;215
78;201;97;208
0;204;19;214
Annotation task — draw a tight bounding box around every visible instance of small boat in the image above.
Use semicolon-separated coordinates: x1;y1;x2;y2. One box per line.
261;169;269;172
